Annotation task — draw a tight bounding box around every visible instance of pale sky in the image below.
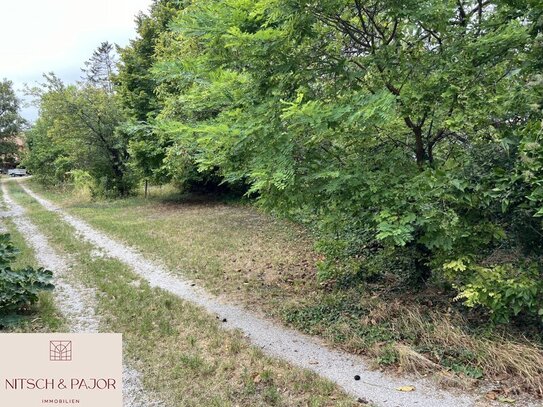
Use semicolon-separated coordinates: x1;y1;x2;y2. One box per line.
0;0;154;121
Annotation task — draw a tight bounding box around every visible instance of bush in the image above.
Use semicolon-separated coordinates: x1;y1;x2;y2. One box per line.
448;261;543;323
0;234;54;321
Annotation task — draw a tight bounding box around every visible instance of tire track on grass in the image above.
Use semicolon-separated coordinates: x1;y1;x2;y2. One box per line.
1;181;165;407
17;182;483;407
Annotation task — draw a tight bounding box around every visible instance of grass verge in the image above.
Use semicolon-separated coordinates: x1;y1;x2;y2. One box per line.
24;180;543;399
8;180;359;406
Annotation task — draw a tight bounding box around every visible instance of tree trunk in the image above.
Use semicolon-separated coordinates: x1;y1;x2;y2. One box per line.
414;127;426;168
412;241;432;285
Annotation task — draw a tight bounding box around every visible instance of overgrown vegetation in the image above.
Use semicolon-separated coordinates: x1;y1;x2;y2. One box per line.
26;181;543;396
23;1;543;331
0;233;54;327
24;45;133;196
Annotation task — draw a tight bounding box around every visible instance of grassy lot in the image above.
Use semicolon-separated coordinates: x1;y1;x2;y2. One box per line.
0;184;65;332
23;180;543;399
7;180;359;406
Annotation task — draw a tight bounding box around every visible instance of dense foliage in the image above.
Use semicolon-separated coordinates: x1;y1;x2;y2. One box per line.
0;234;54;322
24;46;133;196
0;79;25;167
25;0;543;323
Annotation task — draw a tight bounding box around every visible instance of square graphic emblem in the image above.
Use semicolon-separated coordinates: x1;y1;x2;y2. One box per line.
50;340;72;361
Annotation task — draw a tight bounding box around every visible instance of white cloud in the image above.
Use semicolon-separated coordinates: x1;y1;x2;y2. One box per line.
0;0;154;121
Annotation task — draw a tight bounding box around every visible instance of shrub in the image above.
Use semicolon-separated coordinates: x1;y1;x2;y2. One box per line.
446;260;543;323
69;169;94;197
0;234;54;319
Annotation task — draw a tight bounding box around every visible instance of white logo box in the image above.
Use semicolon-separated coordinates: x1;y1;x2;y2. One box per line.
0;333;122;406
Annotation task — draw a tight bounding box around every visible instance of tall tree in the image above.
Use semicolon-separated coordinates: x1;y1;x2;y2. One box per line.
117;0;185;121
0;79;24;166
25;68;131;195
116;0;186;186
82;42;117;93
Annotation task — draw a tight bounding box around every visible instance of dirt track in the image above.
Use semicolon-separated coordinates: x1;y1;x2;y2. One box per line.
1;181;165;407
14;180;486;407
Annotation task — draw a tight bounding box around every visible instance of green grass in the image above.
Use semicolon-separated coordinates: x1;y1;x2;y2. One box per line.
7;180;359;406
27;181;318;311
22;180;543;398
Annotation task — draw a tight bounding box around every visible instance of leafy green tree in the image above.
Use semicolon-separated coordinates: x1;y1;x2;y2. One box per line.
117;0;185;122
116;0;186;187
0;79;25;167
25;69;132;195
143;0;543;321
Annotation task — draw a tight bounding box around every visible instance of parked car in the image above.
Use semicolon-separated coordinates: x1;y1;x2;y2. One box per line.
8;169;27;177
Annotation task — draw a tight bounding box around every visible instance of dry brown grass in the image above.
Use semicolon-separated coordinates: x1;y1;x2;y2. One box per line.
397;308;543;396
25;180;543;402
395;344;443;376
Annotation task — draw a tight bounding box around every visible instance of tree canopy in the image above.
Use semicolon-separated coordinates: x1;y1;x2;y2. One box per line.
24;0;543;322
25;53;132;195
0;79;24;166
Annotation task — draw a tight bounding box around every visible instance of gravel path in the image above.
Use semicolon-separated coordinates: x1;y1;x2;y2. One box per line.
2;182;98;333
1;182;164;407
17;183;485;407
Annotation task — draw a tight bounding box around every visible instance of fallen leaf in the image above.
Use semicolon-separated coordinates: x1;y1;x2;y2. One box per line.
486;391;498;401
396;386;415;392
253;374;262;384
497;397;515;404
